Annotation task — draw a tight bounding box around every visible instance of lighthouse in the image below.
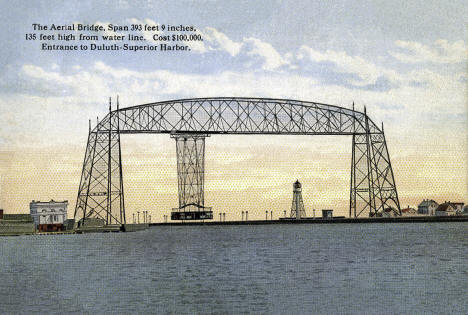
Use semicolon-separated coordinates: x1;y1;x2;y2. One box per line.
290;180;307;219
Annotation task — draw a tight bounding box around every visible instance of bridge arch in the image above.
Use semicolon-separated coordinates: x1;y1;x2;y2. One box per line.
74;97;401;225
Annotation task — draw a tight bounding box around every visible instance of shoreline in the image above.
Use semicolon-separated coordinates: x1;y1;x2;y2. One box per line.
1;216;466;236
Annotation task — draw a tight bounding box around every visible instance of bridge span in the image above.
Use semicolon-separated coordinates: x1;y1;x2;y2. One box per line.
74;97;401;226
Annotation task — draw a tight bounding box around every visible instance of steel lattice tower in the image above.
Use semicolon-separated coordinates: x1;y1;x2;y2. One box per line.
290;180;306;219
349;106;400;217
74;98;125;227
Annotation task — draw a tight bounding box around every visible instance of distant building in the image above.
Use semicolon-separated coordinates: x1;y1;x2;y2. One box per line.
322;209;333;218
418;200;438;215
30;200;68;232
401;206;418;216
435;202;458;216
451;202;464;213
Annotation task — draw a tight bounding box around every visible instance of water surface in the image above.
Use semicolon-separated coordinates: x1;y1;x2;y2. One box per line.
0;223;467;314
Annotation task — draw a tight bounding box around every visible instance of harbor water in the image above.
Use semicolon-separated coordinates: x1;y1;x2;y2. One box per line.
0;222;467;314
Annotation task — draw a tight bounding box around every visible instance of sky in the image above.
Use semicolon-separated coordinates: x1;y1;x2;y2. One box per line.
0;0;466;221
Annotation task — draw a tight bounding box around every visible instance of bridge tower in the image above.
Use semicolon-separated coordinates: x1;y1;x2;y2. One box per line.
290;180;306;219
349;106;401;217
170;134;213;220
74;97;125;227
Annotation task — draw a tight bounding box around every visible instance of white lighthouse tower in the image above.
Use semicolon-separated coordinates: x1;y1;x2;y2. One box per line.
290;180;306;219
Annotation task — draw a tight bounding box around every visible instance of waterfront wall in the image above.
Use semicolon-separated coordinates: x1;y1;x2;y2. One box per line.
0;221;35;235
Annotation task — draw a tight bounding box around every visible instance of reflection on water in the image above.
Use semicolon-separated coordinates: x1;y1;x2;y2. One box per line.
0;223;467;314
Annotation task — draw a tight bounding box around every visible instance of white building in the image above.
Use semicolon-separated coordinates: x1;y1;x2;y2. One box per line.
435;203;458;216
417;199;438;215
30;200;68;228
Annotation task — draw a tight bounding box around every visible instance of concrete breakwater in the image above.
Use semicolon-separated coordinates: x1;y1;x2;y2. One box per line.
0;214;35;236
0;221;35;236
150;215;468;226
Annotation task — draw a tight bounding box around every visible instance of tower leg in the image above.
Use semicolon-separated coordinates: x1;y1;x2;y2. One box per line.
369;132;401;216
350;132;375;217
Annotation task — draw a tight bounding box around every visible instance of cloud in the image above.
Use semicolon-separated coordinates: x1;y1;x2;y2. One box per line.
296;46;404;88
192;28;288;70
202;27;241;55
240;37;289;71
390;39;466;64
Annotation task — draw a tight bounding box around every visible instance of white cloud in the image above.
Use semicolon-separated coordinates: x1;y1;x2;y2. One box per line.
202;27;241;55
241;37;288;71
390;39;466;64
297;45;403;86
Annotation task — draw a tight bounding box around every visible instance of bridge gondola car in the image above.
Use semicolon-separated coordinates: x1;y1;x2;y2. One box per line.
171;210;213;220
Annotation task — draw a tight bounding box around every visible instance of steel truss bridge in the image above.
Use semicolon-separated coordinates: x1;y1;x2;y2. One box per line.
74;97;401;225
